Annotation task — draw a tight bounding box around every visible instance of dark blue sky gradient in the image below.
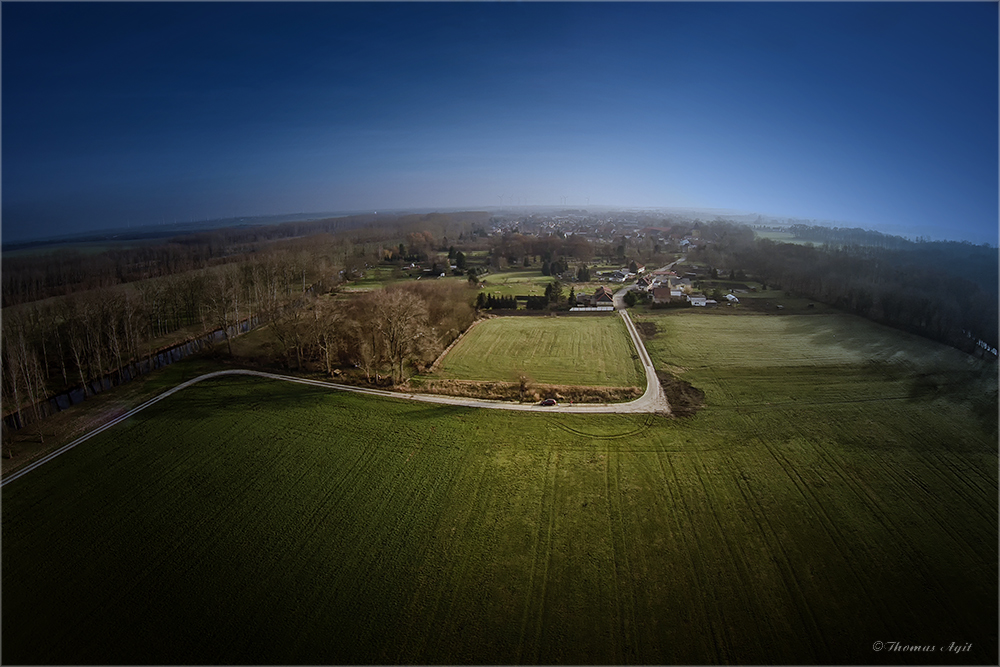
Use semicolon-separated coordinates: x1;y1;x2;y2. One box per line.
3;2;997;243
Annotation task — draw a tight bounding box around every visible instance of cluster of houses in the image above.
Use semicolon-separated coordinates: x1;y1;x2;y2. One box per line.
633;268;700;306
573;285;616;310
637;267;739;307
595;264;644;283
572;264;742;310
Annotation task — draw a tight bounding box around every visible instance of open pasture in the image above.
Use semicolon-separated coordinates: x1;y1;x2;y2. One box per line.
632;309;998;432
754;229;815;245
340;265;398;291
478;269;554;298
433;315;645;387
634;309;978;371
481;268;546;283
3;311;996;665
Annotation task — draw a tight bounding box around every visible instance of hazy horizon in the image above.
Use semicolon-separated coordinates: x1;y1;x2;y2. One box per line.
4;2;998;245
3;204;991;250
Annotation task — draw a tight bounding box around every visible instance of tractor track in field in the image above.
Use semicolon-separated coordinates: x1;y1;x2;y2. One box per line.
2;311;669;488
550;413;657;440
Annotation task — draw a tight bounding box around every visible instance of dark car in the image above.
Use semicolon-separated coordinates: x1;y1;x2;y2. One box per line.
539;398;558;406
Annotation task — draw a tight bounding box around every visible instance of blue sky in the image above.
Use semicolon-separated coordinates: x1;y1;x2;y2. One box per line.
3;2;997;244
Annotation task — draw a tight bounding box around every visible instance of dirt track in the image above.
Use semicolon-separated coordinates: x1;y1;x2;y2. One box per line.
1;307;668;487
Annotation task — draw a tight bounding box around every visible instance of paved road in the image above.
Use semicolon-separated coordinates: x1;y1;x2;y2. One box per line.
1;308;669;487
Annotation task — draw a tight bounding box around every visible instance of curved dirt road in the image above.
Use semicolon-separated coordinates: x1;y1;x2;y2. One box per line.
2;310;667;487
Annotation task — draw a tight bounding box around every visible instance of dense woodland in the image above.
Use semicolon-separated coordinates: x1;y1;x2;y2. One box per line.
1;211;491;308
0;212;487;435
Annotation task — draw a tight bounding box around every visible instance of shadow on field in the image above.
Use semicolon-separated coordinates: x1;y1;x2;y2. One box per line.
393;403;472;421
152;377;336;423
762;315;998;436
780;315;918;362
908;368;999;436
159;377;486;427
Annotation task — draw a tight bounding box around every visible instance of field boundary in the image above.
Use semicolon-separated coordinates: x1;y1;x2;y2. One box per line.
410;378;643;403
427;317;489;373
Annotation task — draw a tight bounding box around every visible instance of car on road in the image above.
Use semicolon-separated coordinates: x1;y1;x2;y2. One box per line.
539;398;558;406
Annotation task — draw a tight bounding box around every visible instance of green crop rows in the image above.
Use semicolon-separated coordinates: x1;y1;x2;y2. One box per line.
2;311;996;664
433;315;645;387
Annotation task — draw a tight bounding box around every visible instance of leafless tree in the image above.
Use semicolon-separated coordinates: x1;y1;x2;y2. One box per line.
2;312;48;443
60;297;92;396
79;296;106;389
270;300;309;370
206;266;239;356
311;297;342;377
370;288;432;385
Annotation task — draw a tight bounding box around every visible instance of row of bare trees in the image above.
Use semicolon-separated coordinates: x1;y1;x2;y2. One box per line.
1;252;317;430
1;221;339;308
2;211;490;309
2;313;48;449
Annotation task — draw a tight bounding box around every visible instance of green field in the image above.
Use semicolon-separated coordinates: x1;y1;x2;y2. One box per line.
481;269;546;284
634;309;979;371
754;229;816;245
339;265;396;290
478;269;556;298
433;315;645;387
2;311;996;664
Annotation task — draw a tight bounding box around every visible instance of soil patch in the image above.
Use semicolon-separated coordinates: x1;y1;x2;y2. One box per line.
656;370;705;417
635;321;658;339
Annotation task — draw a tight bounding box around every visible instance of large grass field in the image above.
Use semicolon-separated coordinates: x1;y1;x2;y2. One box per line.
432;315;645;387
633;308;980;371
2;310;996;664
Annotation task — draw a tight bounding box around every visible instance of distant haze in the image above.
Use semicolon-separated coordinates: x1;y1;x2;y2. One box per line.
3;3;997;245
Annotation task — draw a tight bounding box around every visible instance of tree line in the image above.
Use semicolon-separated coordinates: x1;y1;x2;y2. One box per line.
694;224;998;357
2;211;491;309
787;224;998;297
1;252;314;433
